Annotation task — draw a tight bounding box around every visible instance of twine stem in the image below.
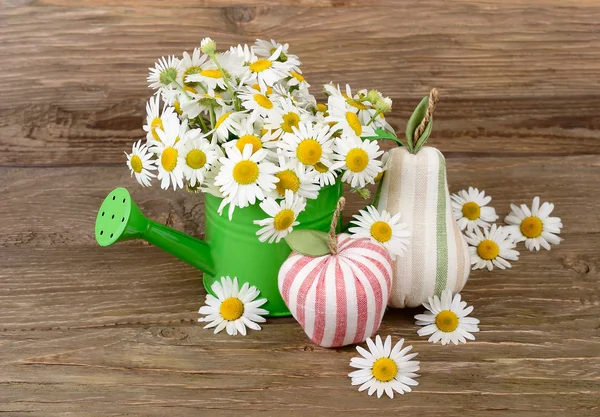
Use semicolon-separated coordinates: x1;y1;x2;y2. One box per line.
413;88;439;147
328;197;346;255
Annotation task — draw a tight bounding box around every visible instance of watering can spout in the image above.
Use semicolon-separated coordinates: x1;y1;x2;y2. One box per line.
95;188;215;276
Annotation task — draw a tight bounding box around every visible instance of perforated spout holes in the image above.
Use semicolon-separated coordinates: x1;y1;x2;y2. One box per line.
95;188;132;246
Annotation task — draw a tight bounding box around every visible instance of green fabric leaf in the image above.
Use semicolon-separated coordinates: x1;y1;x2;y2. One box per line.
362;129;404;147
405;96;434;154
284;229;331;257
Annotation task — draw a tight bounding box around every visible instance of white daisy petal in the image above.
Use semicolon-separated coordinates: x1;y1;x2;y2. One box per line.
504;197;563;252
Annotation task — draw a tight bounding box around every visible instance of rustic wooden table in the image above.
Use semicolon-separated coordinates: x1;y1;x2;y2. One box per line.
1;1;599;416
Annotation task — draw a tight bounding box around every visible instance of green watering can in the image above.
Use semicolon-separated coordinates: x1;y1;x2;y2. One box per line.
95;181;344;317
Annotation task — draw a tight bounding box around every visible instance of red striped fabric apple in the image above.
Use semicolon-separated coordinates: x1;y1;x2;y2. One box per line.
278;198;393;348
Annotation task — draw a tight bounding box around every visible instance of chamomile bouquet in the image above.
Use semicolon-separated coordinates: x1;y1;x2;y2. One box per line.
125;37;396;242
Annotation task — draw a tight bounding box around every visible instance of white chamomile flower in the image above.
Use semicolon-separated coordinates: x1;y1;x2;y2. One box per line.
147;55;180;93
273;156;320;200
287;69;310;90
180;132;218;187
415;290;480;345
211;107;243;143
504;196;563;251
246;46;292;89
224;119;278;159
325;85;375;137
142;95;178;144
254;189;306;243
125;140;156;187
332;136;383;188
215;144;279;219
182;90;227;119
254;39;301;71
152;118;187;190
348;206;410;259
200;161;225;198
264;98;309;139
326;84;373;125
349;335;420;399
177;48;209;91
198;276;268;336
308;160;338;187
200;37;216;54
451;187;499;232
238;85;278;121
464;224;519;271
279;121;335;169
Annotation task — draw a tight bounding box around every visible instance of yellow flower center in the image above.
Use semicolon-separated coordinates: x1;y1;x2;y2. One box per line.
232;160;259;185
477;239;500;261
296;139;322;166
342;93;368;110
435;310;459;333
462;202;481;220
370;221;392;243
373;171;384;183
185;149;207;169
290;71;305;82
345;112;362;136
372;358;398;382
215;112;231;129
200;69;222;79
253;93;274;109
160;147;178;172
521;216;543;238
236;135;263;154
184;86;198;94
130;155;143;173
173;101;182;115
316;103;328;113
151;117;163;142
281;112;300;133
252;84;273;95
220;297;244;321
183;65;202;87
275;169;300;195
346;148;369;172
250;59;272;73
314;162;329;173
273;208;296;231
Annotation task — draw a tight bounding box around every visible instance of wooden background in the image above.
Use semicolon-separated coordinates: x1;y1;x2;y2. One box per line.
1;0;599;415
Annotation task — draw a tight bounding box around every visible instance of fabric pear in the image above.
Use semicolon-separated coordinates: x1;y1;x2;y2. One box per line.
376;94;470;308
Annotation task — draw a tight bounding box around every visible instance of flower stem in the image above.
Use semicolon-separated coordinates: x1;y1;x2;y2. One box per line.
209;104;216;129
367;110;382;126
208;53;241;111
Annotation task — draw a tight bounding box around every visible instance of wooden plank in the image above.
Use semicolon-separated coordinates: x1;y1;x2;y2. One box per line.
0;155;597;248
2;2;600;164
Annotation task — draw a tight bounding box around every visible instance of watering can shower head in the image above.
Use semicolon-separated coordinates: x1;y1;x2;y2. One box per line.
95;187;215;276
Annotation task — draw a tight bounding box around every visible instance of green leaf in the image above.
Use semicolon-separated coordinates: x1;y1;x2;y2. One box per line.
362;129;404;147
405;96;434;154
284;229;331;257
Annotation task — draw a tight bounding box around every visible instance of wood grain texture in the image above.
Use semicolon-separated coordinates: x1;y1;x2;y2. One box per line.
2;1;600;164
2;0;600;415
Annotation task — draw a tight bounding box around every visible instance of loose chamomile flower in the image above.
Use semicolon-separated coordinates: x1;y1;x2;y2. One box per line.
504;196;563;251
332;136;383;188
147;55;180;93
238;85;278;122
198;276;268;336
125;140;156;187
464;224;519;271
215;144;279;219
349;335;420;399
415;290;480;345
211;107;243;143
279;121;335;169
254;189;306;243
273;157;320;200
180;132;218;187
142;95;178;144
349;206;410;259
451;187;499;232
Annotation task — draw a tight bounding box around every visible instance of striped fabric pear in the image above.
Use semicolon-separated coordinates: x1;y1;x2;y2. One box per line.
375;89;470;308
377;146;469;307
